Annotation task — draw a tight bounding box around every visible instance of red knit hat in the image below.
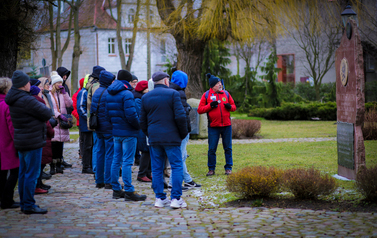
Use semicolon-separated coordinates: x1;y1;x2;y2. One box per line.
135;80;148;92
79;78;85;89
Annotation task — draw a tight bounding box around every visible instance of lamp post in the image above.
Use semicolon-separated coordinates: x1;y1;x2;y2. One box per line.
341;5;358;27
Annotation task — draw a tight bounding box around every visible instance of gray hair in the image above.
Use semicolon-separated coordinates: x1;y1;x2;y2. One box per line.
0;77;12;94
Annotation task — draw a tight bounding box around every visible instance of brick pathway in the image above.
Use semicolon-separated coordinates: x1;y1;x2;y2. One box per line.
1;139;377;237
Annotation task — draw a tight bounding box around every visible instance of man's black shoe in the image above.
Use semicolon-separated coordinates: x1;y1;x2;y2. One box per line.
41;172;52;180
40;184;51;190
104;184;112;189
96;183;105;188
62;160;72;168
1;202;20;209
124;191;147;201
113;190;126;199
82;168;95;174
22;207;48;214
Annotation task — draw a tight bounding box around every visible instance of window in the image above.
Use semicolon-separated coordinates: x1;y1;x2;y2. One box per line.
108;38;115;54
149;9;154;23
277;54;295;84
128;9;135;23
125;38;132;55
160;39;166;62
366;54;375;72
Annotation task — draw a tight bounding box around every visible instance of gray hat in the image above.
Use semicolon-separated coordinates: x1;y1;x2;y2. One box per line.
152;71;169;82
12;70;30;88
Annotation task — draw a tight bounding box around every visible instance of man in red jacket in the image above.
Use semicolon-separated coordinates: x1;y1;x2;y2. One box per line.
197;73;236;176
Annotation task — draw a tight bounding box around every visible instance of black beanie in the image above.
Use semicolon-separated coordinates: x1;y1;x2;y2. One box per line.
12;70;30;88
117;70;133;82
207;73;221;88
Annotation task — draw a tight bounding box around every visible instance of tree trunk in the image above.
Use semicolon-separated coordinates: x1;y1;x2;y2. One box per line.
125;0;141;72
116;0;126;69
56;1;62;67
146;0;151;79
48;2;56;70
0;35;18;77
176;40;206;99
70;1;81;93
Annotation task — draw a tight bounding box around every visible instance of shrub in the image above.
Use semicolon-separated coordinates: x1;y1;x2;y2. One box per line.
226;166;283;199
356;165;377;202
232;119;261;139
282;167;338;199
362;105;377;140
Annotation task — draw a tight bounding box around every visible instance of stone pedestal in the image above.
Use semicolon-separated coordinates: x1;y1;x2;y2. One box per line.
187;98;208;139
335;19;365;180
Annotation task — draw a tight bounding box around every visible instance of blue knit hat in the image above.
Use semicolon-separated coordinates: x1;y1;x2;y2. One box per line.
30;85;41;95
207;73;221;88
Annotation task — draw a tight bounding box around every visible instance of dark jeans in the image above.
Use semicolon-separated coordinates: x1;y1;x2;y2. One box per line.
51;142;64;160
80;131;93;170
138;151;151;177
208;126;233;171
0;167;19;208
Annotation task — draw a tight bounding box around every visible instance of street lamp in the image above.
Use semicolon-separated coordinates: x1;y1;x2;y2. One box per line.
341;5;358;28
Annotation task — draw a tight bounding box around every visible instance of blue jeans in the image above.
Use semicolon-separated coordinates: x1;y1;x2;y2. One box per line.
92;132;98;173
169;134;192;186
150;145;183;200
95;133;114;184
18;148;43;210
208;126;233;171
111;136;136;192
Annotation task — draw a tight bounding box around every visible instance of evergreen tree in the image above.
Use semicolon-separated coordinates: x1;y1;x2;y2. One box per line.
259;50;281;107
201;38;231;89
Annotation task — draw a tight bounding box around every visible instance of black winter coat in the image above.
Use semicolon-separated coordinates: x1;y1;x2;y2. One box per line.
169;82;191;133
5;88;52;151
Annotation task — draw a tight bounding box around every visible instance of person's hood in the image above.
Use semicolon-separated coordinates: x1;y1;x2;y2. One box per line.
83;74;90;88
133;90;143;99
79;77;85;89
0;93;5;102
169;81;183;91
107;80;132;96
56;67;71;80
5;88;30;106
90;66;105;79
99;71;115;88
171;70;188;89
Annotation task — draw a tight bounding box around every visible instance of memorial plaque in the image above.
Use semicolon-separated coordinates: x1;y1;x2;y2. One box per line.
335;19;365;179
337;122;354;169
189;107;200;135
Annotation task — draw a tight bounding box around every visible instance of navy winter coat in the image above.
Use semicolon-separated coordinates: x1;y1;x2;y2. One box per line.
5;88;52;151
134;91;149;152
140;84;188;146
106;80;139;137
77;88;89;132
90;71;114;134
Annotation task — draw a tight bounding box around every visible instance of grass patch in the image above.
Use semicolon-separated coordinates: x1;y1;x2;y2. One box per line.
186;140;377;206
259;120;337;139
70;134;79;141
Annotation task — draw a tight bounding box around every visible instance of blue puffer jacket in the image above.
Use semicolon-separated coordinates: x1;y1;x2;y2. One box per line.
134;91;149;152
91;71;114;134
77;88;89;132
140;84;188;146
106;80;139;137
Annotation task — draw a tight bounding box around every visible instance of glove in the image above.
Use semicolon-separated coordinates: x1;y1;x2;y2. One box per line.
49;117;58;128
210;101;218;108
59;86;66;94
58;114;68;122
224;103;232;110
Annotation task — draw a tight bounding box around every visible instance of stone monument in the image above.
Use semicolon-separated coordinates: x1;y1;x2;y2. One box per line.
187;98;208;139
335;19;365;180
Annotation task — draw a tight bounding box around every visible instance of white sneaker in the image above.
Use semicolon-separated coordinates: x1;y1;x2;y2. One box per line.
154;198;170;208
170;198;187;209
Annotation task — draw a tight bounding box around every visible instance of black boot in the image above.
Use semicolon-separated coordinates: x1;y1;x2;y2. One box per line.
112;190;126;199
56;159;64;174
62;157;72;168
124;191;147;201
50;163;56;175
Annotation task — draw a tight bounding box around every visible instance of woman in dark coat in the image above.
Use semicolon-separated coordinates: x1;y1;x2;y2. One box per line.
0;77;20;209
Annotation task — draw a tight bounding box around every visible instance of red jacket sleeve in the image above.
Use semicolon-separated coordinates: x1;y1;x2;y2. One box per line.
197;93;212;114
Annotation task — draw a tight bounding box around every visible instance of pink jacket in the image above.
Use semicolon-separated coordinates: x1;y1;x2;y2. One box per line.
0;94;19;170
49;89;73;142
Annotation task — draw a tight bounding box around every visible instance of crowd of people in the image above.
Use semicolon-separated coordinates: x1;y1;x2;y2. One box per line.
0;66;236;214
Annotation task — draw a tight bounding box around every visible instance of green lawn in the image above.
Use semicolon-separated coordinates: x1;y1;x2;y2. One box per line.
186;140;377;205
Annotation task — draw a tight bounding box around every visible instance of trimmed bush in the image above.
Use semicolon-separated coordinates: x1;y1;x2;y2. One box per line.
362;105;377;140
232;119;261;139
282;168;337;199
226;166;282;199
365;102;377;112
248;102;337;120
356;165;377;202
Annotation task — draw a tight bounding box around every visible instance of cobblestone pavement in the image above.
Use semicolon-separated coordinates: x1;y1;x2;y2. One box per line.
1;139;377;237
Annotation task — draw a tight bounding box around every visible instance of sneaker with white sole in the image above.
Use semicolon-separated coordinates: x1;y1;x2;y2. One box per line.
170;198;187;209
154;198;170;208
184;181;202;188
